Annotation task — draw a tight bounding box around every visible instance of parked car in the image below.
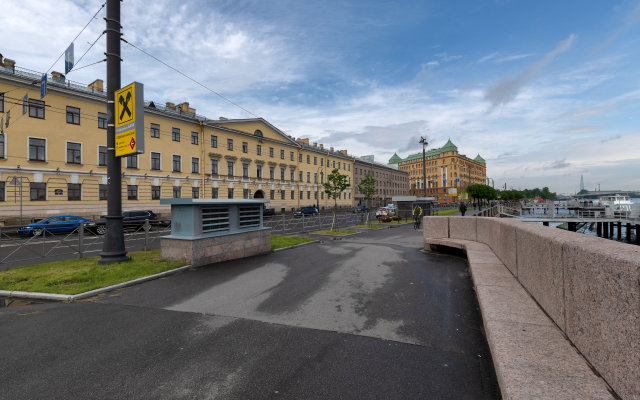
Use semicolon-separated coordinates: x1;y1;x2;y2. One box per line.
263;208;276;217
354;205;369;213
294;206;319;217
122;210;169;229
375;207;394;218
18;215;101;236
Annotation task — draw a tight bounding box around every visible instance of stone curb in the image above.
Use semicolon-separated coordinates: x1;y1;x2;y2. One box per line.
272;239;320;252
425;237;616;400
0;265;193;302
308;231;362;237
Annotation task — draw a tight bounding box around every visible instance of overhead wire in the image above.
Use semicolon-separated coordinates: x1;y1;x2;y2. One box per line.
121;38;259;119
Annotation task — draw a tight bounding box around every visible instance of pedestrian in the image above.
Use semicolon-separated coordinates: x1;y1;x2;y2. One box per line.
412;205;423;229
459;202;467;216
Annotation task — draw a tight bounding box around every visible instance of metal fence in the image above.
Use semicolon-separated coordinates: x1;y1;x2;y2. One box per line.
0;220;169;269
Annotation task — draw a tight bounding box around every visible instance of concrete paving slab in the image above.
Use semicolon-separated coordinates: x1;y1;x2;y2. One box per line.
475;284;553;327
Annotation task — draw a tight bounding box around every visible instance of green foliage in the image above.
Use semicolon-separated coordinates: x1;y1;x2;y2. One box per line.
499;187;558;200
499;190;524;200
271;235;315;250
324;168;351;200
466;184;497;200
357;173;377;202
577;189;589;195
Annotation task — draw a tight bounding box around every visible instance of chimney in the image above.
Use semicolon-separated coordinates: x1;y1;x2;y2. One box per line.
319;144;323;149
313;142;317;147
339;150;347;156
296;138;310;145
88;79;104;92
166;102;176;110
330;147;334;152
51;71;65;83
219;116;228;120
3;58;15;72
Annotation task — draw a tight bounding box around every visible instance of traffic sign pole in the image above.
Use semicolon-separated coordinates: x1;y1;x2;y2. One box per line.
99;0;129;264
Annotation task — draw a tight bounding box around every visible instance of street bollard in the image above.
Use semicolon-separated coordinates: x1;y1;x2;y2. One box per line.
144;219;150;251
79;221;84;258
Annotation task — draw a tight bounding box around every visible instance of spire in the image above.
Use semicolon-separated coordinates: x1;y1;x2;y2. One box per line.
388;152;402;163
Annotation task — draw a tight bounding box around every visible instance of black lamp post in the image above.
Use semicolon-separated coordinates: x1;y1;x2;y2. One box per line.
419;137;428;198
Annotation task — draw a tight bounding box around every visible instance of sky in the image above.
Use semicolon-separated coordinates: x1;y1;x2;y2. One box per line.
2;0;640;194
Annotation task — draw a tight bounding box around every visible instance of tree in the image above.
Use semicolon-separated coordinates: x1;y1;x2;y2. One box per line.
467;184;497;204
357;173;377;226
323;168;351;231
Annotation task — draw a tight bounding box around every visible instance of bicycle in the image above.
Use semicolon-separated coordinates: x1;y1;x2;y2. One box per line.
413;215;422;230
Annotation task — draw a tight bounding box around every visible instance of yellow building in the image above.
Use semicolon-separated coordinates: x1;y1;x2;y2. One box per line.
389;139;487;203
0;58;354;222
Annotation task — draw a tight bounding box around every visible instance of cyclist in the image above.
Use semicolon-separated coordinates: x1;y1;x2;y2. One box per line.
412;205;423;229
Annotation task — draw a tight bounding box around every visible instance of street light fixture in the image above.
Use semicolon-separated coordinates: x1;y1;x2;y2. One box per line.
419;137;428;198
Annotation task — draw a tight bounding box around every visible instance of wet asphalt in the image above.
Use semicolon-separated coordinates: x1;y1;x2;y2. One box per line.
0;224;499;400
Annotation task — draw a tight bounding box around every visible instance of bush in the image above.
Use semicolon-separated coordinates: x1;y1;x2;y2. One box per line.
391;215;400;221
380;216;392;222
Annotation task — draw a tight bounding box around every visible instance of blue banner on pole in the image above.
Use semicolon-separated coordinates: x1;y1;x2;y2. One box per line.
40;74;47;98
65;43;74;74
23;93;28;114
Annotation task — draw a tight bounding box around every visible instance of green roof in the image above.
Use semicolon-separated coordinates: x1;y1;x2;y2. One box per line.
441;138;458;152
395;139;462;162
474;154;485;163
388;152;403;164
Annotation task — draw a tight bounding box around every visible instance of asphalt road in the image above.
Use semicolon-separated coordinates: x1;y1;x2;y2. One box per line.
0;225;499;399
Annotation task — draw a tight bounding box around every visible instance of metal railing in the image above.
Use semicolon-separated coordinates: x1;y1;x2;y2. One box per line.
263;211;406;234
0;220;169;269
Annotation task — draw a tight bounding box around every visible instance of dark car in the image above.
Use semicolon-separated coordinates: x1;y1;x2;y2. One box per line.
354;205;369;213
263;208;276;217
294;206;319;217
122;210;166;229
18;215;100;236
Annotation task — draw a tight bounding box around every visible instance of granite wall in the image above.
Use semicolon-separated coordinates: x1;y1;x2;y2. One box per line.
423;216;640;400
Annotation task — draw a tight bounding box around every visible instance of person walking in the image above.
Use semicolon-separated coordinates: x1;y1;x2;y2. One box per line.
412;205;423;229
459;202;467;216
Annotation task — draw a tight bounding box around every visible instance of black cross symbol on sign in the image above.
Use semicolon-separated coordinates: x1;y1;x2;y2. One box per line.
118;91;132;121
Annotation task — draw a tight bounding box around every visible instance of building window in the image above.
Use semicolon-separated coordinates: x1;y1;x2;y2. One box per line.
30;182;46;201
66;106;80;125
68;183;81;201
192;187;200;199
307;155;310;164
151;152;160;170
0;182;3;202
256;164;262;179
126;154;138;169
280;190;285;200
98;146;107;166
280;149;285;159
228;188;234;199
191;157;200;174
269;167;275;180
211;187;218;199
290;170;295;182
227;139;233;151
269;147;274;157
242;163;249;178
191;131;198;144
29;138;46;161
256;145;262;155
66;142;81;164
243;189;250;199
28;99;45;119
127;185;138;200
270;190;274;200
307;191;311;199
150;123;160;138
314;173;318;183
172;127;180;142
299;171;303;181
242;142;248;153
280;167;285;181
332;161;335;168
320;172;324;183
291;190;295;200
290;151;294;161
299;154;302;162
227;161;234;178
99;184;108;200
314;191;318;200
173;155;181;172
151;185;161;200
98;112;107;129
173;186;181;198
0;133;4;159
307;172;310;182
314;157;317;165
211;159;218;175
211;135;218;148
0;93;3;112
300;191;303;200
321;158;324;166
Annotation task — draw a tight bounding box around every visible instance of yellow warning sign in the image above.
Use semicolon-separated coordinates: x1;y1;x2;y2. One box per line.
115;83;136;127
115;130;137;157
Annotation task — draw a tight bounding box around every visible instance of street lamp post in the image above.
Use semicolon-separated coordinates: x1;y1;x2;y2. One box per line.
419;137;428;198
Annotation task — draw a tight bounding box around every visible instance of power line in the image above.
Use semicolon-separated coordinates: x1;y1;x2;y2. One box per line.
44;2;106;75
69;31;106;73
121;38;259;119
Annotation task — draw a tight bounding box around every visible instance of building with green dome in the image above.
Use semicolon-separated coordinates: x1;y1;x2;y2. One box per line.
388;139;486;202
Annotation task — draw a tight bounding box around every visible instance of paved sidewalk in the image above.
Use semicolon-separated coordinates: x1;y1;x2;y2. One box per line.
0;225;499;399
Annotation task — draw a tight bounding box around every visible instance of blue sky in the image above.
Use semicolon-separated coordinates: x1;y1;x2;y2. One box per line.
2;0;640;193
